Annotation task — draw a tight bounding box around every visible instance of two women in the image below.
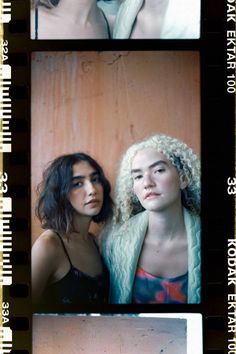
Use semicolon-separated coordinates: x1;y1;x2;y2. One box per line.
32;134;201;305
32;153;113;305
101;134;201;304
31;0;200;39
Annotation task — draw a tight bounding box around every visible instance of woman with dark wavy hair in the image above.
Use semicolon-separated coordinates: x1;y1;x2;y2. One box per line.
32;152;113;305
31;0;118;39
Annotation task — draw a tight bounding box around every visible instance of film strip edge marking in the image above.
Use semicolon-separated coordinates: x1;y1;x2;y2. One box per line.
226;0;236;352
1;1;12;353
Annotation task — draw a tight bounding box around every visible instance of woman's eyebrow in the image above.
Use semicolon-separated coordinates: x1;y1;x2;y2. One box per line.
71;175;84;181
131;160;168;174
71;171;98;180
149;160;168;169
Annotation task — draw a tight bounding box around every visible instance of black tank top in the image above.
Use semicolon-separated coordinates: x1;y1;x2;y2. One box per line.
41;233;109;305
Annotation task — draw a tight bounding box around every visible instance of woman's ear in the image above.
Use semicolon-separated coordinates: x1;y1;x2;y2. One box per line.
180;174;188;190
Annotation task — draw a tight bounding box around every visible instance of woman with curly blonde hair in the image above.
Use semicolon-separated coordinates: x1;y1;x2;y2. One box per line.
101;134;201;304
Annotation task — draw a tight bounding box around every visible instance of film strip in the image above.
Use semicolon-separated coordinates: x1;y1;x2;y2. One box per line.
0;0;235;353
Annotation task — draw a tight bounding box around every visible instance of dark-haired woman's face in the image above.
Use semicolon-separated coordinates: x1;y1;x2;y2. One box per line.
68;161;104;218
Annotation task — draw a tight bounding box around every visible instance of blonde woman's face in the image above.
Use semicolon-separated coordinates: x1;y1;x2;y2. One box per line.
131;148;186;213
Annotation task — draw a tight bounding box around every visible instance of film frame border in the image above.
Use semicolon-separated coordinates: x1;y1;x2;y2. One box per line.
0;0;235;353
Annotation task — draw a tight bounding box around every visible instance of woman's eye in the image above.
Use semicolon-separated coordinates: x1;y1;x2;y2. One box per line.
72;181;83;188
134;175;142;181
154;168;165;173
91;175;100;184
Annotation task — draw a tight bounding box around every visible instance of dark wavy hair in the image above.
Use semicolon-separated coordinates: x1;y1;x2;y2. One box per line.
35;153;113;235
32;0;112;8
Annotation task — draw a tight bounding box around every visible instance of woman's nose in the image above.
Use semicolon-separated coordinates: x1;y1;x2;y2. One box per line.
143;173;155;189
86;181;96;196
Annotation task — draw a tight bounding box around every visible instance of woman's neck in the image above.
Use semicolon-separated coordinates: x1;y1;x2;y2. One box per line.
71;214;92;241
147;205;186;242
139;0;168;13
131;0;169;39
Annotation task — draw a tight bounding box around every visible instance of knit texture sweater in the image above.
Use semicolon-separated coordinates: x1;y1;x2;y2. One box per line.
113;0;200;39
101;208;201;304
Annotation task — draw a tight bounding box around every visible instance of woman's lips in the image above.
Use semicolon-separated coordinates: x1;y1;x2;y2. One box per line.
85;199;100;207
144;192;160;200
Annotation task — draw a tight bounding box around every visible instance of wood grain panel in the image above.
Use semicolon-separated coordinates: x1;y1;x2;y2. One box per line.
33;315;187;354
31;51;200;241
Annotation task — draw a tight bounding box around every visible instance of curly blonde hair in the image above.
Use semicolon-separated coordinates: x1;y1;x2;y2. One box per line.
114;134;200;223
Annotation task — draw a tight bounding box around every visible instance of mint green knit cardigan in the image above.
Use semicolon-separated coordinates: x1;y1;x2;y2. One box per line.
101;208;201;304
113;0;200;39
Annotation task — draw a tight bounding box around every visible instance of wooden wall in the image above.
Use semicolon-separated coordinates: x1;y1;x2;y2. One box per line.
33;315;187;354
31;51;200;241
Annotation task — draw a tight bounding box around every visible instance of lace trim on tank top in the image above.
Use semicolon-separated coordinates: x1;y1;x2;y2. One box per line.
54;231;105;281
40;232;109;305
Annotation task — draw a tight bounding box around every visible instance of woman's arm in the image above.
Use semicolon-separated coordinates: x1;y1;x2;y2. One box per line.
31;232;59;303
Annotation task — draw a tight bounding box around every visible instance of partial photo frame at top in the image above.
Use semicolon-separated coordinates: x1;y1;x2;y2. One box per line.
30;0;201;39
31;50;201;312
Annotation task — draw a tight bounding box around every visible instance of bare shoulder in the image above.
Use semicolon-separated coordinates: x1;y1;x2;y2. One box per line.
31;230;63;301
32;230;62;258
